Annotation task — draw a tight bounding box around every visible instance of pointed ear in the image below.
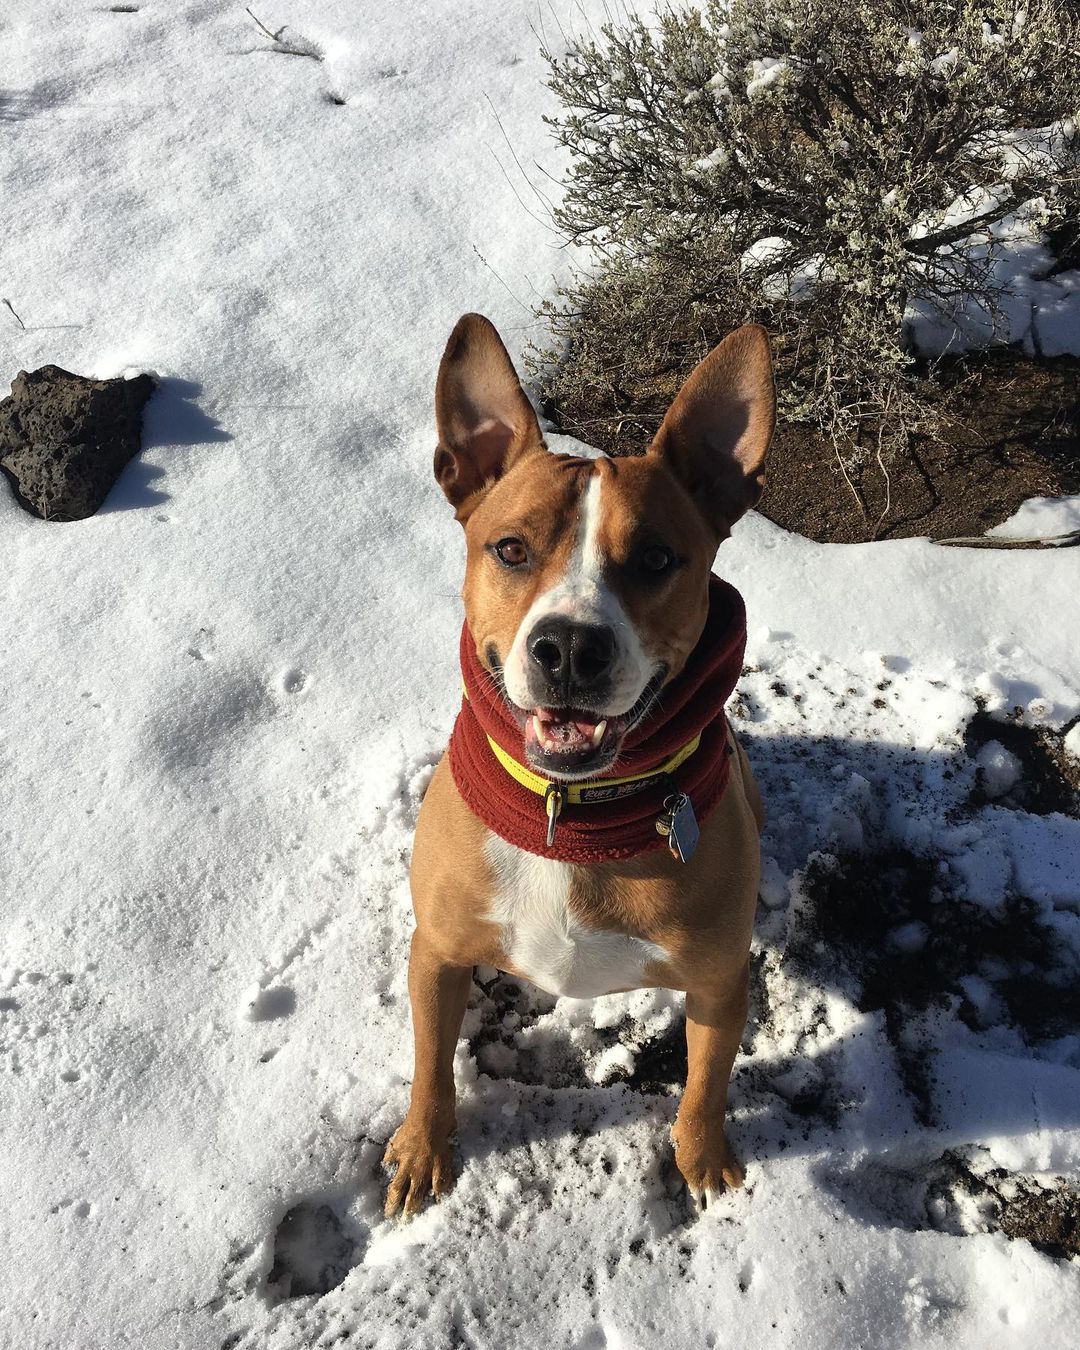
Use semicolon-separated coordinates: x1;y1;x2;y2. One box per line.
648;325;775;533
434;313;544;518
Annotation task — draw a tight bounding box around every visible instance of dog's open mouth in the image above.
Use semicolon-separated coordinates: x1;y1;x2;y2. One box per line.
517;670;667;779
525;707;622;760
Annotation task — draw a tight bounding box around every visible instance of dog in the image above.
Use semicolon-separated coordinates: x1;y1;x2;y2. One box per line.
384;313;774;1216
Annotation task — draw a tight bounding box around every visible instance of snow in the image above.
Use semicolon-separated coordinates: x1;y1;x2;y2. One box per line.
905;195;1058;354
686;143;729;174
903;172;1080;358
1035;268;1080;355
973;740;1023;798
993;810;1080;910
1;3;1078;1349
928;47;960;78
988;493;1080;541
745;57;789;98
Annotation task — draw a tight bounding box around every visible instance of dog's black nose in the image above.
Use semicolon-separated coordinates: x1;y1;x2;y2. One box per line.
528;618;615;694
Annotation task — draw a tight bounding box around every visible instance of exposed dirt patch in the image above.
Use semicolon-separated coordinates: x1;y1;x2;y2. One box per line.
789;831;1080;1258
795;849;1080;1069
964;709;1080;816
927;1152;1080;1260
624;1021;686;1096
543;349;1080;544
825;1149;1080;1260
996;1177;1080;1258
760;353;1080;542
467;970;571;1086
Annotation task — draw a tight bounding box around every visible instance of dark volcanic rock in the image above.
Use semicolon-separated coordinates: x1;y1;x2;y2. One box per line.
0;365;156;521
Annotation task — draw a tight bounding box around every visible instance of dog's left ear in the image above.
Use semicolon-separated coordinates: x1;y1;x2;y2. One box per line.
648;325;775;534
434;313;544;520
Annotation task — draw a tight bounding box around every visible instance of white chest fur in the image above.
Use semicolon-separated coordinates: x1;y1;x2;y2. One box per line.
484;834;671;999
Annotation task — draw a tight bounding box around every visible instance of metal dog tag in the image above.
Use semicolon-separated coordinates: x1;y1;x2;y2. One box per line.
665;793;699;863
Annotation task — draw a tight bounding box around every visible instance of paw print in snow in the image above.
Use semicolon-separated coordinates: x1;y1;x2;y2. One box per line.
280;667;307;696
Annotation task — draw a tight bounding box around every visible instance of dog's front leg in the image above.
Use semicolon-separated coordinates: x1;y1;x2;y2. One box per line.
671;967;748;1206
383;931;472;1217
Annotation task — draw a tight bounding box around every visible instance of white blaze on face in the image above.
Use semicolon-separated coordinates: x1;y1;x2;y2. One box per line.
502;464;654;714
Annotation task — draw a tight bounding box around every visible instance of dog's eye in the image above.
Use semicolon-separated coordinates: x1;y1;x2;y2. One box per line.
640;544;675;574
493;537;528;568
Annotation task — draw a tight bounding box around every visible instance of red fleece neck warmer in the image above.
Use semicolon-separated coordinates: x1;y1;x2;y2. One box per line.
448;577;747;863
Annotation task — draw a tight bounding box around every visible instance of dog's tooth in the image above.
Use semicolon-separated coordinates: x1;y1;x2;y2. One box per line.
590;720;607;746
532;714;545;743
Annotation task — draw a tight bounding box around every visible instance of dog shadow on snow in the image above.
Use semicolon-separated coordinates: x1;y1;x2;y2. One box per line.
454;721;1080;1241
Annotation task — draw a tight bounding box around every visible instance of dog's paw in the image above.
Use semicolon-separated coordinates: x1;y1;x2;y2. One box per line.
382;1119;455;1219
671;1115;744;1210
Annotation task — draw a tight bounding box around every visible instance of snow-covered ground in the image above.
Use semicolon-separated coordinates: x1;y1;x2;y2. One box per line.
1;4;1078;1348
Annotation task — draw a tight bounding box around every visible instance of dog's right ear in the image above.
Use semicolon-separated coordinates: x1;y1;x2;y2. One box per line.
434;313;544;519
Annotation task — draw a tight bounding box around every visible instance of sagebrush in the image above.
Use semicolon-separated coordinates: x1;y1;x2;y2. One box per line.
532;0;1080;479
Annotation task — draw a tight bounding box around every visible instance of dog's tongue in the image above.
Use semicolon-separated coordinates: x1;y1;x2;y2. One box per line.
527;708;607;754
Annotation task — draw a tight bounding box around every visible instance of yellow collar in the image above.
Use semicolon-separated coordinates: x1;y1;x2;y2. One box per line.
461;684;701;845
483;730;701;806
488;732;701;848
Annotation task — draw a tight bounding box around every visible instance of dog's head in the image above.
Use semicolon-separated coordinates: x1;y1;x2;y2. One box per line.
434;314;775;780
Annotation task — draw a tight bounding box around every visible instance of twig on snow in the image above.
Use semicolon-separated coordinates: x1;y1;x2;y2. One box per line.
3;298;26;329
245;7;322;61
245;6;284;42
934;530;1080;549
471;245;533;316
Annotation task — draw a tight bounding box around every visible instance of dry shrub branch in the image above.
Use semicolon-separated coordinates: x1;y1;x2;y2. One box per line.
532;0;1080;472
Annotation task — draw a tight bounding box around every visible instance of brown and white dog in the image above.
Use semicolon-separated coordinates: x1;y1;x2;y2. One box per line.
383;314;775;1216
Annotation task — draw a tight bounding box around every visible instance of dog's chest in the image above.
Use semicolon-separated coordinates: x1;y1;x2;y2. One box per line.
483;834;670;999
